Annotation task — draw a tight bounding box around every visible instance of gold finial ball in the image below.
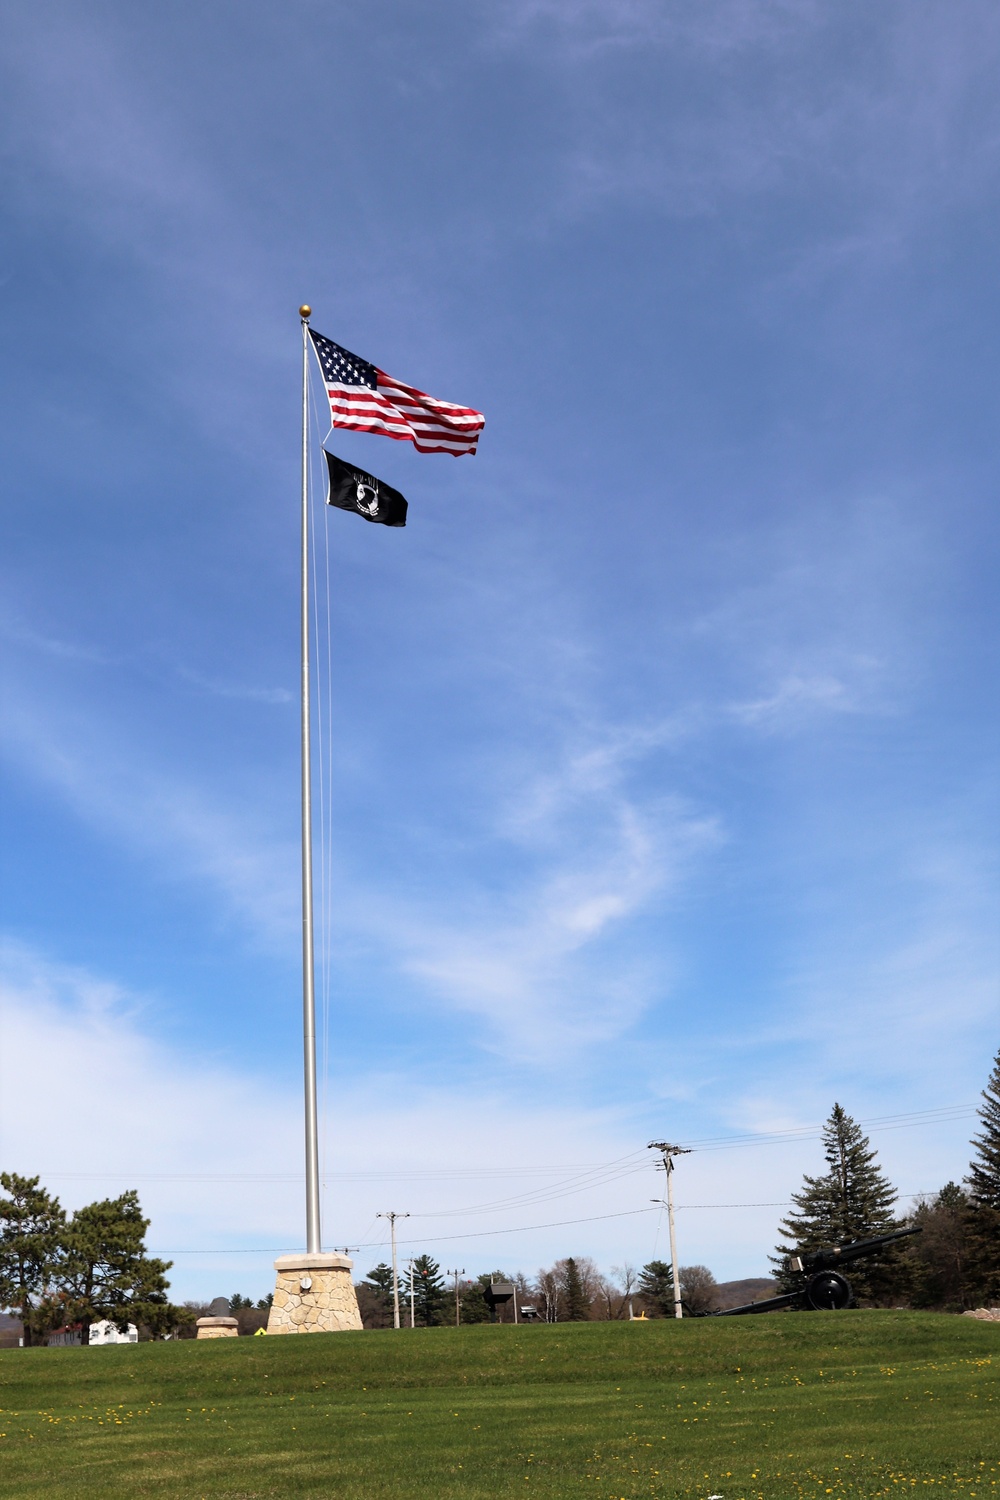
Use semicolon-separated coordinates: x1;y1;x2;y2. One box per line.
299;304;312;319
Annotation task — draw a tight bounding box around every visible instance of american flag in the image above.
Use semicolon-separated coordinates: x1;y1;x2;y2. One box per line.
309;330;485;457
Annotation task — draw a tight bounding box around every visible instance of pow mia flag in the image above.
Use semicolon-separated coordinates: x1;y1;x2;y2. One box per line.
324;450;407;527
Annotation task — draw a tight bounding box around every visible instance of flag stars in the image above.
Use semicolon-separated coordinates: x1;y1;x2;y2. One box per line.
311;331;377;388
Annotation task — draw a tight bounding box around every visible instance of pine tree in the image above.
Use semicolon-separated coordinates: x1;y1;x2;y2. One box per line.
773;1104;901;1304
637;1259;674;1317
964;1046;1000;1304
358;1263;397;1328
0;1173;66;1346
563;1257;590;1321
60;1191;173;1343
411;1254;447;1326
364;1263;396;1306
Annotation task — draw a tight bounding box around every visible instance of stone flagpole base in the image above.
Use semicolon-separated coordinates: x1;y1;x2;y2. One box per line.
196;1316;238;1339
266;1252;363;1334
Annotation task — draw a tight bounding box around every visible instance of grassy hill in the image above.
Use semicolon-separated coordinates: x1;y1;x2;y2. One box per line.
0;1312;996;1498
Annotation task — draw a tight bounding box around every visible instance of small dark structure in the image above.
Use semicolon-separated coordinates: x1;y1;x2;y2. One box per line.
483;1281;516;1322
696;1227;922;1316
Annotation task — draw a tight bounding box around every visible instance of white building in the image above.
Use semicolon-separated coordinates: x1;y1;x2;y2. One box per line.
48;1320;139;1347
89;1319;138;1345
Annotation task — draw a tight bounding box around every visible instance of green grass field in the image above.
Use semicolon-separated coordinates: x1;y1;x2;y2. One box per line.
0;1313;996;1499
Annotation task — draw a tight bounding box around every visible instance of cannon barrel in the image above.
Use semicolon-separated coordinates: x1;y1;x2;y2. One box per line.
796;1225;921;1273
711;1291;801;1317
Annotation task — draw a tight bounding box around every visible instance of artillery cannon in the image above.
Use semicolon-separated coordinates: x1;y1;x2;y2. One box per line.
700;1226;922;1317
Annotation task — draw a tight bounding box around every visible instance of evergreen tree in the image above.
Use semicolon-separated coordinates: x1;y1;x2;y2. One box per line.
0;1173;66;1346
637;1259;674;1317
563;1257;590;1321
364;1263;397;1305
360;1263;397;1328
411;1254;447;1326
773;1104;901;1304
965;1046;1000;1304
60;1191;173;1343
906;1184;975;1309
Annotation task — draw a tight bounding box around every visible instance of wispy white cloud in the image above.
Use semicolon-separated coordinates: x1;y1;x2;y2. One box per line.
0;4;294;451
0;940;671;1291
2;609;716;1038
0;682;299;945
0;613;111;665
0;499;927;1057
310;701;725;1053
688;489;929;729
174;666;293;705
3;938;977;1298
490;0;824;60
489;0;1000;255
730;671;864;729
781;830;1000;1083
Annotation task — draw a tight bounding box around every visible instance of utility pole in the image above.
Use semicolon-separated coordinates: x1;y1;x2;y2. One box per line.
446;1268;465;1327
408;1259;416;1329
376;1212;409;1329
648;1141;692;1319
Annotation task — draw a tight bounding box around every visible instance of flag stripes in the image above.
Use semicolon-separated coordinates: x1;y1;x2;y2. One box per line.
309;329;484;457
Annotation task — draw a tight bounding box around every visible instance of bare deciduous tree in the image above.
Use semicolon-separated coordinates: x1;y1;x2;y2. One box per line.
679;1264;718;1314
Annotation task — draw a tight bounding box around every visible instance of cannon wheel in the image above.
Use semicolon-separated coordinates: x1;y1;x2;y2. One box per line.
805;1270;852;1310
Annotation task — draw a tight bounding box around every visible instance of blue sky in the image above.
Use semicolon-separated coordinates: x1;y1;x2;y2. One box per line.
1;0;997;1303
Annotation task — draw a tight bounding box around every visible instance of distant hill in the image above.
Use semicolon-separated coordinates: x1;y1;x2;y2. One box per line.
712;1277;779;1310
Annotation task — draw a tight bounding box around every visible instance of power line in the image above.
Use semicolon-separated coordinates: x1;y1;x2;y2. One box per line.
409;1155;653;1219
150;1186;941;1256
152;1205;659;1254
679;1104;976;1152
36;1100;977;1188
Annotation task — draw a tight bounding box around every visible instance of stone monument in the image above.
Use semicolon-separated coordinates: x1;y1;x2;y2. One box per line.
266;1252;363;1334
196;1296;239;1339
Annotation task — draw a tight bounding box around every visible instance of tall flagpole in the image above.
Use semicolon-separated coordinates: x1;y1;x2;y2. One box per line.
261;312;362;1334
299;304;321;1256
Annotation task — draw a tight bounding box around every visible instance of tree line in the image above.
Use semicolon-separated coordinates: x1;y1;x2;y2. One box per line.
770;1046;1000;1309
355;1254;721;1328
0;1179;175;1345
357;1045;1000;1325
4;1046;997;1338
